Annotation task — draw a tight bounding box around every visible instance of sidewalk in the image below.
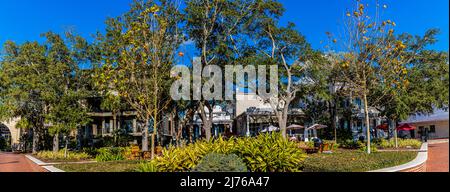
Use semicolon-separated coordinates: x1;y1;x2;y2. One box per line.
426;140;449;172
0;152;46;172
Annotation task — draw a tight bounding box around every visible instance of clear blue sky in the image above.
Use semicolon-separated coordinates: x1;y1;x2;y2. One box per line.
1;0;448;52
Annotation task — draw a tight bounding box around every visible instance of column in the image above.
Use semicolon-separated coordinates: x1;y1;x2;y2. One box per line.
102;119;106;136
109;119;114;134
92;124;97;136
133;119;137;133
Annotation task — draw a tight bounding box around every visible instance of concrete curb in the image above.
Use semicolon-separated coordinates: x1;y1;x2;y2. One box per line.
25;155;66;172
25;155;47;166
369;142;428;172
42;165;65;172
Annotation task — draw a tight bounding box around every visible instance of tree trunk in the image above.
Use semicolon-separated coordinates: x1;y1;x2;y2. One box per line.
204;120;212;140
151;111;158;159
142;120;149;152
64;135;69;158
393;119;398;148
32;127;40;154
363;92;371;154
52;133;59;152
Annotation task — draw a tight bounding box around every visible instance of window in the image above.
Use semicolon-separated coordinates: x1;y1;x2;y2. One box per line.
430;125;436;133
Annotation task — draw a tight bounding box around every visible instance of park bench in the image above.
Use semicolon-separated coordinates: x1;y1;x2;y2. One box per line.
130;145;141;160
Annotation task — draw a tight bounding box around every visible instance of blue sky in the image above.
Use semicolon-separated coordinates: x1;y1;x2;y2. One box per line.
0;0;448;53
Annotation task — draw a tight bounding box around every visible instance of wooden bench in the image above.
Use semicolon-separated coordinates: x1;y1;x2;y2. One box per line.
130;145;141;160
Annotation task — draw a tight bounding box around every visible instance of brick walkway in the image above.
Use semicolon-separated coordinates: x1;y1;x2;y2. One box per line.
0;153;46;172
427;141;449;172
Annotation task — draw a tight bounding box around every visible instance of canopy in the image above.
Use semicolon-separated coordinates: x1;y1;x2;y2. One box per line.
397;123;416;131
287;124;304;130
376;123;389;130
260;125;280;133
305;124;327;131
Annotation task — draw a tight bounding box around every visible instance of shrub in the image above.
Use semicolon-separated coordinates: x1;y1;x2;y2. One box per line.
377;139;422;149
82;147;99;157
95;147;127;162
233;133;306;172
149;133;306;172
35;150;91;161
136;160;160;172
192;153;247;172
339;139;364;149
359;145;378;153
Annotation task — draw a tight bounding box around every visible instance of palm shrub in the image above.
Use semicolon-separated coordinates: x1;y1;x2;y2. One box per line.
233;133;306;172
95;147;127;162
136;160;160;172
192;153;247;172
148;133;306;172
154;140;213;172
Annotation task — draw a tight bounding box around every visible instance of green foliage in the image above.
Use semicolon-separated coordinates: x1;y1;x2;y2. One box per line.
339;139;365;149
234;133;306;172
193;153;247;172
35;150;91;161
95;147;128;162
301;150;417;172
359;145;378;153
150;133;306;172
82;147;100;157
136;160;160;172
377;139;422;149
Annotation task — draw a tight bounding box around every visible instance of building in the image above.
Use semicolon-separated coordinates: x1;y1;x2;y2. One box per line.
402;109;449;139
233;92;305;137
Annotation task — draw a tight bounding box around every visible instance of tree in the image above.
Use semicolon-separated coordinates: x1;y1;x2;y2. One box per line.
41;32;92;152
185;0;278;140
0;41;48;153
97;0;182;158
374;34;449;142
247;16;323;138
332;1;439;153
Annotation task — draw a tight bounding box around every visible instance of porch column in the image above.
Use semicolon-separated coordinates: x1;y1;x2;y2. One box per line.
133;119;137;133
102;119;106;136
109;119;114;133
92;124;97;136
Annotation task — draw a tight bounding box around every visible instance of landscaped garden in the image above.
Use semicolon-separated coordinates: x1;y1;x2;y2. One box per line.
49;134;421;172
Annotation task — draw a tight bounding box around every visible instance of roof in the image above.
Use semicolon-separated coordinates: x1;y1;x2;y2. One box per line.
402;109;449;124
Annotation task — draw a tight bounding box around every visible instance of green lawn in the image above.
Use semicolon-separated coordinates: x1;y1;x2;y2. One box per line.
300;149;417;172
55;161;142;172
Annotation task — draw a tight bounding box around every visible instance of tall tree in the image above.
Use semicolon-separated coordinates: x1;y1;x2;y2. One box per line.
97;0;182;158
0;41;48;153
247;17;323;138
185;0;279;140
331;1;440;153
41;32;91;152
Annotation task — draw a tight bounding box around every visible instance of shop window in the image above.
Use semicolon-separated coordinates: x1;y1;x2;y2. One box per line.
430;125;436;133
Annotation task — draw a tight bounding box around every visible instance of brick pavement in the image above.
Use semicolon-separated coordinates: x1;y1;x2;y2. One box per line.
426;141;449;172
0;152;46;172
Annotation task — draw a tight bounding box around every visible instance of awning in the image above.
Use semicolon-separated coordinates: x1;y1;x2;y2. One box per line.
260;125;280;133
305;124;327;131
287;124;304;130
396;123;416;131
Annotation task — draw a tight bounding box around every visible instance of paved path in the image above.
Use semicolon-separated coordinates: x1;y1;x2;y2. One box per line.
427;140;449;172
0;153;46;172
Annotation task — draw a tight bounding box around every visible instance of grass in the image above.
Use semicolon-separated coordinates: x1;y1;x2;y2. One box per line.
54;161;142;172
300;149;417;172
